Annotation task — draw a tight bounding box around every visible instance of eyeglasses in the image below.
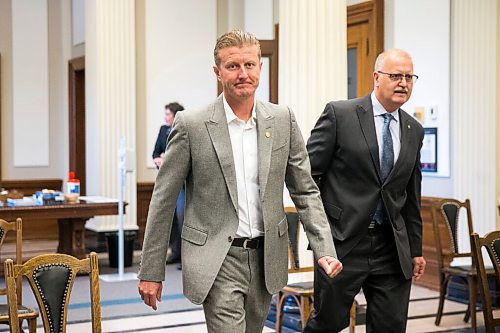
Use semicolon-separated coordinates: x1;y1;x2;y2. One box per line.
377;71;419;83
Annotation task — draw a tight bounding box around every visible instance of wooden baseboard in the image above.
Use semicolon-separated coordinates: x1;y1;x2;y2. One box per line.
0;178;63;195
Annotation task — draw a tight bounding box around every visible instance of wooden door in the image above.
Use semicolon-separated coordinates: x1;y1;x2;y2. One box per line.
347;0;384;98
347;22;370;98
68;57;86;195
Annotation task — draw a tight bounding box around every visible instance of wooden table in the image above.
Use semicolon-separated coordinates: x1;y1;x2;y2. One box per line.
0;200;124;259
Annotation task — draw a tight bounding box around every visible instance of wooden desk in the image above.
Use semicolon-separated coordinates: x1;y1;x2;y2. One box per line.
0;201;123;259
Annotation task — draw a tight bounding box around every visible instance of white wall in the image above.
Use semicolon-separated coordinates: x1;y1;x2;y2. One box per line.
0;0;71;181
12;0;49;167
244;0;274;39
385;0;453;197
144;0;217;171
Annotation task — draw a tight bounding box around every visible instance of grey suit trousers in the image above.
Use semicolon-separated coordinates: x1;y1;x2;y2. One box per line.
203;246;272;333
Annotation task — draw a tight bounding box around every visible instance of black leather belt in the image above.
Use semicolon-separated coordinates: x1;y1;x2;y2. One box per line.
231;236;264;249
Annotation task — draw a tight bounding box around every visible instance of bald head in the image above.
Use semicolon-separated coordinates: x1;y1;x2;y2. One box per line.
374;49;413;72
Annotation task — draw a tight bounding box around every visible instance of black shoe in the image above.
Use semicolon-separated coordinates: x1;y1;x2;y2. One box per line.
166;253;181;264
177;263;182;270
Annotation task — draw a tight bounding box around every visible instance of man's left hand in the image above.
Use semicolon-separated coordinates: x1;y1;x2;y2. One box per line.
318;256;342;278
412;256;426;280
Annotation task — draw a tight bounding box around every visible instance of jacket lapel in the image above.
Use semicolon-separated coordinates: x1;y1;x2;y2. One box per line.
256;101;274;201
356;95;383;183
205;97;238;213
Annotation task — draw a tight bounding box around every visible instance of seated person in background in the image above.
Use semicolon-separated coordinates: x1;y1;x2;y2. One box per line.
152;102;185;268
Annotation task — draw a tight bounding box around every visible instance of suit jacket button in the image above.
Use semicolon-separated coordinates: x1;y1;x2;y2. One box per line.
228;236;233;242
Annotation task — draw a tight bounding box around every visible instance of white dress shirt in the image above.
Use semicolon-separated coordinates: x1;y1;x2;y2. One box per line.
371;92;401;166
223;96;264;238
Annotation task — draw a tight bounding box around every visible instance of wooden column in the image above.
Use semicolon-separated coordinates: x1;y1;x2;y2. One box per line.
84;0;137;233
451;0;497;241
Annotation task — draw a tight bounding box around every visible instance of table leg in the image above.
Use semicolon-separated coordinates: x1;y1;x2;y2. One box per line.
58;218;88;259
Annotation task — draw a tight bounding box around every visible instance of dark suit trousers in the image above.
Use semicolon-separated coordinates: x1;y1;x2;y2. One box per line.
304;222;412;333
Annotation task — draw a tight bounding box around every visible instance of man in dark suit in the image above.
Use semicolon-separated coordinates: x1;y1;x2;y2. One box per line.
304;49;426;333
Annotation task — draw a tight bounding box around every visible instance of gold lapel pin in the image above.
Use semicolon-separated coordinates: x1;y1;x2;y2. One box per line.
265;131;271;138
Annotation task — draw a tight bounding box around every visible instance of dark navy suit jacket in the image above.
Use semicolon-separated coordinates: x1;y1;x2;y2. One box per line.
152;125;171;159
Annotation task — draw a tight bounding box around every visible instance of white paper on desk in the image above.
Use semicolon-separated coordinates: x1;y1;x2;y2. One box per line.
79;196;118;203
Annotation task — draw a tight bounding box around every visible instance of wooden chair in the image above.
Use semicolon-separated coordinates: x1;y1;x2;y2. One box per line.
431;198;494;332
470;231;500;333
275;207;356;333
4;252;101;333
0;218;38;332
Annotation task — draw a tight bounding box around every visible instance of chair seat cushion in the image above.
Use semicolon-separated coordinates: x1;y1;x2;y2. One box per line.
0;303;37;316
283;281;313;292
444;265;496;276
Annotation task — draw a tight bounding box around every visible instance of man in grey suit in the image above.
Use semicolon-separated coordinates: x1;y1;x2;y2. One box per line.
304;49;426;332
138;30;342;333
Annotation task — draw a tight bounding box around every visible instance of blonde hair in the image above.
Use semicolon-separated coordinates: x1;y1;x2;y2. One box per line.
213;30;261;66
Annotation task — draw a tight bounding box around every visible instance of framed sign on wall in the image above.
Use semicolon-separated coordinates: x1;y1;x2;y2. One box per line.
421;127;437;172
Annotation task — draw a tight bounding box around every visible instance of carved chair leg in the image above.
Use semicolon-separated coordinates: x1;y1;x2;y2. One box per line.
435;275;450;325
28;318;37;333
300;296;312;330
275;292;286;333
464;303;471;322
468;276;477;333
349;300;357;333
18;319;25;333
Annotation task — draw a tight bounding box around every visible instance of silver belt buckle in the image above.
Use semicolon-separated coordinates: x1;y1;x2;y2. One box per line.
243;239;250;249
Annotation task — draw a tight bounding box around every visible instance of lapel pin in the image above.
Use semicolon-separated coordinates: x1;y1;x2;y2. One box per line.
265;131;271;138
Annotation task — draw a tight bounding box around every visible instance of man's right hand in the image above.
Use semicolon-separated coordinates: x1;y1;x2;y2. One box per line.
138;280;163;310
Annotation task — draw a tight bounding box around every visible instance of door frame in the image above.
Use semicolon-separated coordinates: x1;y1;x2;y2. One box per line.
347;0;384;96
68;56;86;195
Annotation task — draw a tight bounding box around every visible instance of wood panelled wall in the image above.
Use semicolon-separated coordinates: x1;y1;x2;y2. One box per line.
137;182;154;246
420;196;448;291
0;179;63;260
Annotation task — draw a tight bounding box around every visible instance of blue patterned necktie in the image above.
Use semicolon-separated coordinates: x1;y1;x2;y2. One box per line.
373;113;395;224
380;113;395;181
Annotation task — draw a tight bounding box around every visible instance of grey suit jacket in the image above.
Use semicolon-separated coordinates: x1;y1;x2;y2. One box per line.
139;96;336;304
307;94;424;279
